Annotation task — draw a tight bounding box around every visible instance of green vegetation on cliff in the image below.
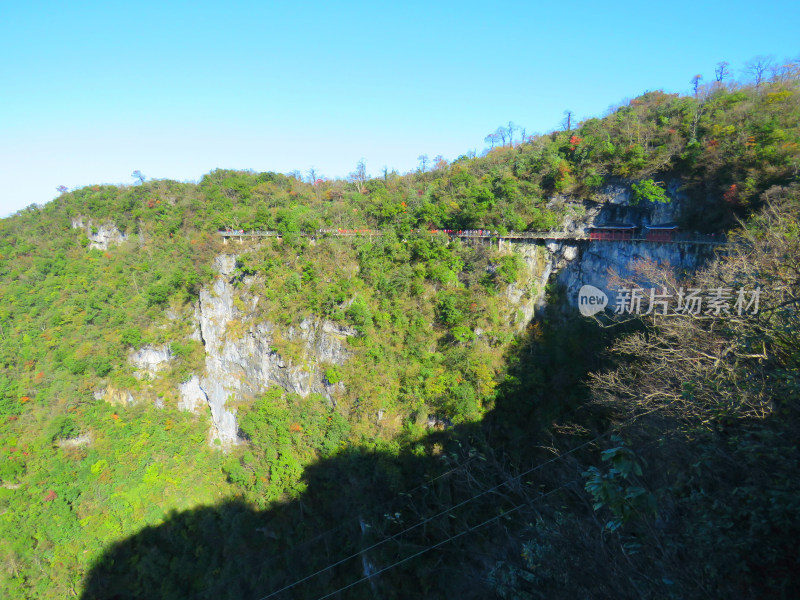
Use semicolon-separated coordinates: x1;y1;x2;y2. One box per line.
0;67;798;598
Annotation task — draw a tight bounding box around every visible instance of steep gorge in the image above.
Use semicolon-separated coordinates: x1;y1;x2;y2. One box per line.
115;181;717;444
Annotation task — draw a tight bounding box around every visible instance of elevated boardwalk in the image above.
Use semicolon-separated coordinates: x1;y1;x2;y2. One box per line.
218;229;586;240
218;229;726;246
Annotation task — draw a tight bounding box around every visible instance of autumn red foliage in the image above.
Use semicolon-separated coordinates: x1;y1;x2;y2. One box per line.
723;184;739;204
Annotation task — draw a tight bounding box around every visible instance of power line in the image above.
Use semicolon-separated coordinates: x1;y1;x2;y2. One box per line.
239;425;550;586
243;452;479;570
312;477;582;600
311;429;670;600
254;431;608;600
200;453;482;599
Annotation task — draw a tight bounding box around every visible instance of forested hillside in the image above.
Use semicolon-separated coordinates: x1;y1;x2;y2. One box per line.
0;67;798;598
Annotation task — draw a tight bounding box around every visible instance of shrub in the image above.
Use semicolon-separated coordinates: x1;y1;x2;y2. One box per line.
630;179;669;205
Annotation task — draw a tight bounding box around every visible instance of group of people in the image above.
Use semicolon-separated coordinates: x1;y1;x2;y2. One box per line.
429;229;501;236
319;228;379;235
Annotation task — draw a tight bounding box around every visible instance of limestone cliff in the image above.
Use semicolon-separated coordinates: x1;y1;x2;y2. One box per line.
515;178;719;314
556;177;688;232
182;254;356;446
550;239;716;308
502;243;551;327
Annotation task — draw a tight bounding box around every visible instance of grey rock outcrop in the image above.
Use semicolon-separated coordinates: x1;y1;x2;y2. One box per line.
511;178;715;315
129;345;173;379
56;433;92;448
503;244;550;329
553;240;716;309
556;178;688;237
587;178;686;228
95;386;138;407
71;217;128;250
177;375;208;412
182;254;356;446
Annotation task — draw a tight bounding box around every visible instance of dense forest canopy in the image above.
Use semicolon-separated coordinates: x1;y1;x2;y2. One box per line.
0;66;798;598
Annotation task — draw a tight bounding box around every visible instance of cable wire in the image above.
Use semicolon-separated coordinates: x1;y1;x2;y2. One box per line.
312;477;582;600
254;431;608;600
243;425;553;585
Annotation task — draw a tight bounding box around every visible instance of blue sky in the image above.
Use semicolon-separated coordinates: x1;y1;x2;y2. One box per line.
2;0;799;217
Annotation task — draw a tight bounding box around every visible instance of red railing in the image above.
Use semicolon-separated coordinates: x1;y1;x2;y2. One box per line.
589;230;635;241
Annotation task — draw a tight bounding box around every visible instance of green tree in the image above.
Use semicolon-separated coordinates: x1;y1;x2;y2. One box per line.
630;178;669;204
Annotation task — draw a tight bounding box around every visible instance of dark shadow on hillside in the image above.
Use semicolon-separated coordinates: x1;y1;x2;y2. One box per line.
86;308;800;598
80;315;613;600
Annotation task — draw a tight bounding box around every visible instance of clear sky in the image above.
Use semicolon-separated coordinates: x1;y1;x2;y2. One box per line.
2;1;799;217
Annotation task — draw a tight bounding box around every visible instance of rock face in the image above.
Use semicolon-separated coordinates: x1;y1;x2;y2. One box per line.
71;217;128;250
503;243;550;329
587;177;686;227
183;254;356;446
95;386;137;407
129;345;173;379
513;179;715;316
56;433;92;448
551;240;716;310
177;375;207;412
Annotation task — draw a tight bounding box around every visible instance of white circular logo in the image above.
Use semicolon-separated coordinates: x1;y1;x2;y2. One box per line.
578;285;608;316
